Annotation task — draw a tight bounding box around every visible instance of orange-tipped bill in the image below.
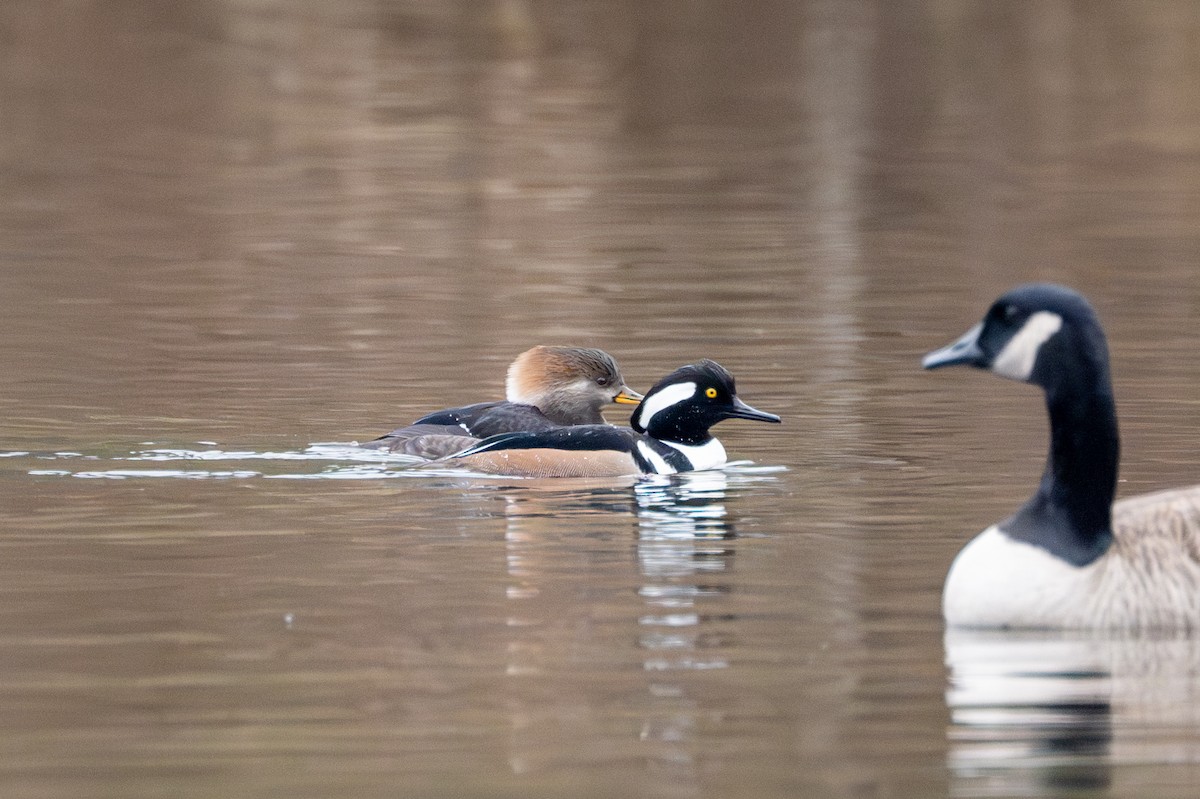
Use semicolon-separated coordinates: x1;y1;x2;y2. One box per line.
612;386;644;405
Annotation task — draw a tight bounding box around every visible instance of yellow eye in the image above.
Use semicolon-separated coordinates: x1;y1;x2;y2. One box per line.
705;387;718;398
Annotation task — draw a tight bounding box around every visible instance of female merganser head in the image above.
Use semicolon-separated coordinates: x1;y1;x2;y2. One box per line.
362;346;642;457
505;345;643;425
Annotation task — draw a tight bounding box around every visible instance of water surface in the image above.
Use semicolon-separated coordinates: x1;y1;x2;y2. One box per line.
3;2;1200;796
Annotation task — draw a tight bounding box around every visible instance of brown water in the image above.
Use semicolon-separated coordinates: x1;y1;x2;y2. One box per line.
3;1;1200;797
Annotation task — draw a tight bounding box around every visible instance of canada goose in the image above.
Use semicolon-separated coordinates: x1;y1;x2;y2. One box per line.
923;283;1200;630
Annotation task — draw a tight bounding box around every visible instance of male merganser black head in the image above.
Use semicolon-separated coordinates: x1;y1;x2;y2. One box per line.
631;359;780;444
506;346;643;425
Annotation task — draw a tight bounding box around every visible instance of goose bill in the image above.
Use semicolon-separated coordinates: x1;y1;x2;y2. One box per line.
923;323;985;370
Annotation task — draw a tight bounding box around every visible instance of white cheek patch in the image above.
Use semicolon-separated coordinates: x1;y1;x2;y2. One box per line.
636;382;697;429
992;311;1063;381
636;441;676;474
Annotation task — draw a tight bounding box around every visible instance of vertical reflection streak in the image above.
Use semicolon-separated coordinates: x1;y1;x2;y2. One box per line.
635;471;737;796
493;472;769;792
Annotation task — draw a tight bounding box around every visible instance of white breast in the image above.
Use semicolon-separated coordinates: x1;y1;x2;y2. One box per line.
944;512;1200;630
943;526;1097;628
663;438;727;472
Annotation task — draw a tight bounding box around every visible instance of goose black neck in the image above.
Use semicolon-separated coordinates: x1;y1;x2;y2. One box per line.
1003;376;1119;566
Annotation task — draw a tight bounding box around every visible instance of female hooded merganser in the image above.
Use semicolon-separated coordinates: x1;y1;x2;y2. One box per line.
363;346;642;458
924;283;1200;630
443;359;780;478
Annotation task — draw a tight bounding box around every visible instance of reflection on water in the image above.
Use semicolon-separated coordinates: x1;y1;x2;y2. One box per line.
946;629;1200;797
636;473;736;784
17;427;785;799
494;470;772;790
946;631;1113;795
636;472;739;673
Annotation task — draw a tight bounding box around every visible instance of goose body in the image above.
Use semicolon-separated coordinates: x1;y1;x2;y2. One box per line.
362;346;642;458
445;359;780;478
924;283;1200;631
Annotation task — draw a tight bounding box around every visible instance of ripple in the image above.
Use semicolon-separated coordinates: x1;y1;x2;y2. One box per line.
16;444;787;483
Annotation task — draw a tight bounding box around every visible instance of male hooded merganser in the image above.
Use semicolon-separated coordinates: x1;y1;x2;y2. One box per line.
442;359;780;478
363;346;642;458
925;283;1200;630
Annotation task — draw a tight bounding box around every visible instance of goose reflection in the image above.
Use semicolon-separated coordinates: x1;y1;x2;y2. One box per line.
945;629;1200;798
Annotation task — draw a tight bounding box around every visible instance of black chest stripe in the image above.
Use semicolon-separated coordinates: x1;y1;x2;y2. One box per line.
631;437;695;474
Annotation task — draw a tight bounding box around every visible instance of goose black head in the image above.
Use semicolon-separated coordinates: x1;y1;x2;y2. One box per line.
923;283;1111;393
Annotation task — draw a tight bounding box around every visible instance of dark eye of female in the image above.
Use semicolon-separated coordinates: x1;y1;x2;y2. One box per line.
596;377;609;386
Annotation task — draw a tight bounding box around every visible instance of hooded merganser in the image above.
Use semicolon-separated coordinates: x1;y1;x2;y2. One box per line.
925;283;1200;630
363;346;643;458
442;359;780;478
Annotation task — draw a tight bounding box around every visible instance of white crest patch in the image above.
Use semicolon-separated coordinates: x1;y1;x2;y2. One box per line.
636;441;676;474
992;311;1063;381
504;371;528;404
636;382;697;430
663;438;727;472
